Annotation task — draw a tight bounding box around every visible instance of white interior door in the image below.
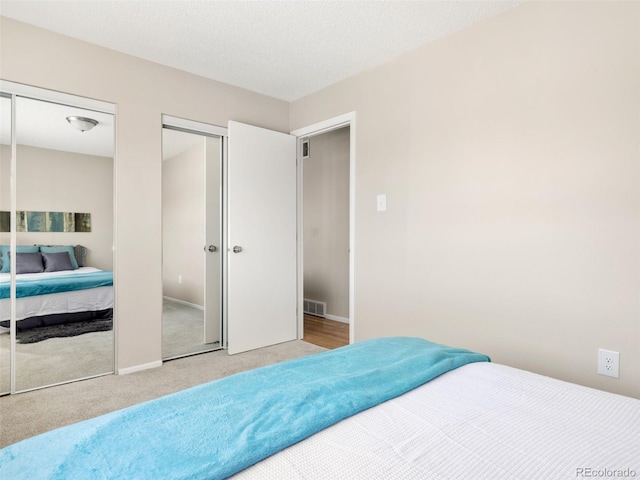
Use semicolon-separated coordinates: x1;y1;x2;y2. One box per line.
227;121;297;354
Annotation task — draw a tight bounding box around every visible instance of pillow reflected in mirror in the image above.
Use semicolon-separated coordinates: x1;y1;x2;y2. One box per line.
12;252;45;274
41;252;74;273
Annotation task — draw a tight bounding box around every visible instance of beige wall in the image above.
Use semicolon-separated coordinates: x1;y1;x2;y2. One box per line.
1;16;289;371
303;127;350;320
162;141;206;306
0;145;113;269
2;2;638;398
291;2;640;398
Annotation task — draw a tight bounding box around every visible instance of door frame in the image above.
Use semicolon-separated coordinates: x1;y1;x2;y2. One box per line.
291;112;356;344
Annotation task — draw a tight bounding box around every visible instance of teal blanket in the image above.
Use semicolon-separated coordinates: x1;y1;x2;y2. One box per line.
0;337;489;479
0;271;113;299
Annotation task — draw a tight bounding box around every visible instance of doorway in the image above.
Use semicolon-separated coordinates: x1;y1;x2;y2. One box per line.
292;112;356;346
301;127;350;349
161;119;298;357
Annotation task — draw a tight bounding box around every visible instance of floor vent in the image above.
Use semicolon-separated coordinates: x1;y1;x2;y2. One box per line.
303;299;326;318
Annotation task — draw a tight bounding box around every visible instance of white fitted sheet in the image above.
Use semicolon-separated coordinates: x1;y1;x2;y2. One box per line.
235;362;640;479
0;267;113;322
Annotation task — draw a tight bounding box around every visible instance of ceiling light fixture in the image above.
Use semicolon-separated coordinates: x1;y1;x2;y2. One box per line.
66;116;98;132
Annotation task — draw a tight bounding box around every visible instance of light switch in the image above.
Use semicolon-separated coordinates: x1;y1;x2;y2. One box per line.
377;194;387;212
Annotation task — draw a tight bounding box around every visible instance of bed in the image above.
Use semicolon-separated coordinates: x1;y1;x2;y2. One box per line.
0;337;638;479
0;245;113;332
236;360;640;479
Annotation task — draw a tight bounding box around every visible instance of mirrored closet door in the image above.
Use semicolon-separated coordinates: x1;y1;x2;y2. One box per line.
0;83;115;394
162;119;223;359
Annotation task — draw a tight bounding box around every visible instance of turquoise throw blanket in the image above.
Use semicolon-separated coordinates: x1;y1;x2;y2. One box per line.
0;271;113;299
0;337;489;479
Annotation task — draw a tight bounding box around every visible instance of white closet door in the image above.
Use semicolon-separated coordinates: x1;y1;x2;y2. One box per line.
227;121;297;354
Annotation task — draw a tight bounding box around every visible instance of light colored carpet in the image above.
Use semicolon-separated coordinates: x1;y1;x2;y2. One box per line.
162;298;218;359
0;300;218;394
0;339;326;448
0;329;113;394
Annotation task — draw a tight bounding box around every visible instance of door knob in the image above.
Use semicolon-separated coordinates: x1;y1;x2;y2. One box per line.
208;245;217;252
232;245;243;253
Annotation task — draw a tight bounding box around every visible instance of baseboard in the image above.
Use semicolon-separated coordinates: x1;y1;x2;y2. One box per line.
118;360;162;375
325;314;349;324
163;296;204;311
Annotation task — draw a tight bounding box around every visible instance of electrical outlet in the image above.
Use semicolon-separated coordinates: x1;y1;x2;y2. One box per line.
597;349;619;378
178;275;183;285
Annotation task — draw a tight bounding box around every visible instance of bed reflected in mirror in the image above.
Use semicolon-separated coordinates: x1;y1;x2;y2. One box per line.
0;92;114;393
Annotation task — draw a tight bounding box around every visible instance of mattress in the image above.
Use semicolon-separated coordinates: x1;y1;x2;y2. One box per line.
235;362;640;479
0;267;113;322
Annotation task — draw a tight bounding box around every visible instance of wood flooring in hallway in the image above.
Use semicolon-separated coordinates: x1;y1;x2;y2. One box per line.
303;314;349;349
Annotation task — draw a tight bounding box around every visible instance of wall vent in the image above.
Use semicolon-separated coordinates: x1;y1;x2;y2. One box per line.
303;299;326;318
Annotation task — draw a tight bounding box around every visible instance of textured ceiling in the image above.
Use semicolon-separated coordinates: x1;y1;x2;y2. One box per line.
0;0;520;102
